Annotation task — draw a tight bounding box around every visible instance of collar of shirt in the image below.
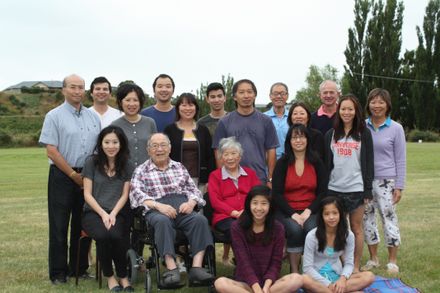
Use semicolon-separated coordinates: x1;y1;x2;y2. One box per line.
265;106;288;118
317;105;336;118
367;116;391;131
63;101;84;116
145;158;176;172
221;166;248;180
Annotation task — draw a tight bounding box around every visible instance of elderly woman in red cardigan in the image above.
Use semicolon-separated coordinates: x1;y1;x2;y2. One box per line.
208;137;260;265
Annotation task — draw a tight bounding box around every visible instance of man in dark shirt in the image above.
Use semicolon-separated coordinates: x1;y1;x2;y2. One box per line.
197;82;227;137
310;80;340;135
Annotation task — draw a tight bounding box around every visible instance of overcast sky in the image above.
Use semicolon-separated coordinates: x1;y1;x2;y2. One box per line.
0;0;430;103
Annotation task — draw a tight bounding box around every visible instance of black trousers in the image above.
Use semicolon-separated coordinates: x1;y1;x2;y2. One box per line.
47;165;90;280
82;211;130;278
215;217;236;243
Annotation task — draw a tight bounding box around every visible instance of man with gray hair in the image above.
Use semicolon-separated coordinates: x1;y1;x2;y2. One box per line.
130;133;214;286
310;80;340;135
39;74;101;284
264;82;289;159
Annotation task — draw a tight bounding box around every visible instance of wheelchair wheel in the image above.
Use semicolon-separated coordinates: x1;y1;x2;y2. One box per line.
127;248;139;283
144;270;152;293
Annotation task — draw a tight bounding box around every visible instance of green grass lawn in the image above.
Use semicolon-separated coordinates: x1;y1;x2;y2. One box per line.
0;144;439;292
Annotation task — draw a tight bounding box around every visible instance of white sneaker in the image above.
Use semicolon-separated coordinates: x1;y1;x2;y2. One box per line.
386;262;399;274
176;259;187;273
362;259;380;271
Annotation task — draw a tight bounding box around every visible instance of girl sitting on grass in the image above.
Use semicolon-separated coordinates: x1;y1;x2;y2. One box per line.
214;185;303;293
303;196;374;293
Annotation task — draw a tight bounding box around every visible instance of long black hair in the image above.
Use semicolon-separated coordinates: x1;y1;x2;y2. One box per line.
93;126;130;178
238;185;275;246
333;94;365;142
283;124;319;165
315;196;348;252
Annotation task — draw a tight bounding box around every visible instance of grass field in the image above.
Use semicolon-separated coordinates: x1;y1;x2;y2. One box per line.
0;144;439;292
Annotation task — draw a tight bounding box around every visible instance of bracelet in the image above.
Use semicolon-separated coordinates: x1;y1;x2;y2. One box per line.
69;171;77;178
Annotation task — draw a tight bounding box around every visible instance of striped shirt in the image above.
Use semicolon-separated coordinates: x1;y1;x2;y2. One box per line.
129;159;205;211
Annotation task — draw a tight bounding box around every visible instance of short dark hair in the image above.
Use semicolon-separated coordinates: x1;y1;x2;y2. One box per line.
90;76;112;93
287;102;312;127
206;82;225;96
152;74;175;91
175;93;199;121
366;88;392;117
116;83;145;112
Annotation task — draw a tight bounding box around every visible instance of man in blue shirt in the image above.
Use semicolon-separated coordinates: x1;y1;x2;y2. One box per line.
39;74;101;284
264;82;289;159
141;74;176;132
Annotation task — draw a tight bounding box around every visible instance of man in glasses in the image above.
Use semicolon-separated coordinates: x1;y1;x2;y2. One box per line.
264;82;289;159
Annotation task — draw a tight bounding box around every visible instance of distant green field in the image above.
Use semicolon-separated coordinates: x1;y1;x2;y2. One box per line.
0;144;439;292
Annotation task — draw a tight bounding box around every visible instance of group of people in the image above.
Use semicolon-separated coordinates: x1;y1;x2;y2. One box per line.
39;73;406;293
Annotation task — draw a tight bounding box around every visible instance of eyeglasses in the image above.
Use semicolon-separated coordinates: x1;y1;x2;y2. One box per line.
149;143;170;150
291;135;306;141
271;91;288;97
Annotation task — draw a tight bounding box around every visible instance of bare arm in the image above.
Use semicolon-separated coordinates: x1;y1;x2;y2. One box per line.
266;148;276;184
214;149;222;169
46;144;82;187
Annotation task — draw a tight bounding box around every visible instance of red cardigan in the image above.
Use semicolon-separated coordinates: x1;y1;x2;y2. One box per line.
208;166;261;227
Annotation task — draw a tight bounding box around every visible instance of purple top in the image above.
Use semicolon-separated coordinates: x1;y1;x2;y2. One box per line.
231;220;285;287
366;117;406;189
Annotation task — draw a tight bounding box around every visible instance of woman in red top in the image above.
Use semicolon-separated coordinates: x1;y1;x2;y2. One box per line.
272;124;327;273
208;137;260;265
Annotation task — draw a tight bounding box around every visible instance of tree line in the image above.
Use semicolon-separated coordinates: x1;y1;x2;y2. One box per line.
196;0;440;132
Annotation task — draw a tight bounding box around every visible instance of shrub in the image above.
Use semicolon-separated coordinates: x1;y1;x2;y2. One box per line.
407;129;440;142
0;129;12;146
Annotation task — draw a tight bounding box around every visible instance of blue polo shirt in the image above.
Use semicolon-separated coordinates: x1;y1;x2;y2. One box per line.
39;101;101;168
367;116;391;132
264;107;289;159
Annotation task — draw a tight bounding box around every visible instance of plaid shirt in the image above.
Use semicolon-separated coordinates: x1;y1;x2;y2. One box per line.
129;158;205;211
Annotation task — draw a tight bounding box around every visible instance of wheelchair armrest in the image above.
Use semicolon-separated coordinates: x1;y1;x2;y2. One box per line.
134;206;146;217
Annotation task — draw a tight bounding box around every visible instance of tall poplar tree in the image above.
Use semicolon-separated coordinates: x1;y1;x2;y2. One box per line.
344;0;404;117
411;0;440;130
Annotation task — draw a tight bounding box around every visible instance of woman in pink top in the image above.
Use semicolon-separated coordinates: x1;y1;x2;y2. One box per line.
208;137;260;265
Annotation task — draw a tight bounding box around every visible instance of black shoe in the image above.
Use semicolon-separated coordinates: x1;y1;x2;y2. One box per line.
188;267;214;284
162;268;181;287
110;285;123;292
51;274;67;285
79;271;95;279
123;285;135;292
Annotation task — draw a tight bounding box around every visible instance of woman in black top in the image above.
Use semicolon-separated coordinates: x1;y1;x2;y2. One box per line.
288;102;325;160
164;93;215;189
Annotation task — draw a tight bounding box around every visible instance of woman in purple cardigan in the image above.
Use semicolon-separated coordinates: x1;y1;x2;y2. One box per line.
362;88;406;274
214;185;303;293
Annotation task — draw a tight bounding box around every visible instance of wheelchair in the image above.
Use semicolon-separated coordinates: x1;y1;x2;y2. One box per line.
126;206;216;293
201;192;233;277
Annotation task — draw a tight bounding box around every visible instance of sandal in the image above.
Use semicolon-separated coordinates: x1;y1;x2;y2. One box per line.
362;259;380;271
386;262;399;274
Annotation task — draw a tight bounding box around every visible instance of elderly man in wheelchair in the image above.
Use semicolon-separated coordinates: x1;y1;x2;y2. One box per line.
129;133;214;287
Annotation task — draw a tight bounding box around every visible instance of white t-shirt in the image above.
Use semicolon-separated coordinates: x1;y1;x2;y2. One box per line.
89;106;123;128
